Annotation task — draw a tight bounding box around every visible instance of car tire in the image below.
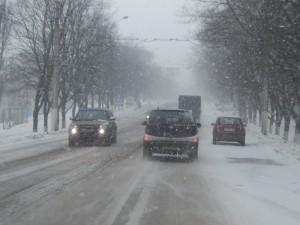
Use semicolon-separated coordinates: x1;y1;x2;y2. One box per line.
112;133;117;144
193;151;199;161
104;136;112;146
213;135;217;145
143;148;152;160
240;138;246;146
69;139;75;147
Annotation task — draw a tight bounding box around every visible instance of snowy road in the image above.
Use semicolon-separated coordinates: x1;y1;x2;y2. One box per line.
0;104;300;225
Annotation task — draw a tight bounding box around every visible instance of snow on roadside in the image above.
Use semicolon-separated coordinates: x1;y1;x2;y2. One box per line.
247;124;300;162
201;101;300;225
0;101;163;165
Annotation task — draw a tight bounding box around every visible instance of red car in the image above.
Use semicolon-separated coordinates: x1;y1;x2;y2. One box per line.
212;117;246;146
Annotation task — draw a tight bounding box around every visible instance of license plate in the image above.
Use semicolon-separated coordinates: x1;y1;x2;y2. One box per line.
162;146;179;151
224;128;235;132
81;129;94;133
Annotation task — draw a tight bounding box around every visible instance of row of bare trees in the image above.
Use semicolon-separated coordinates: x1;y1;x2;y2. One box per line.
0;0;161;132
189;0;300;143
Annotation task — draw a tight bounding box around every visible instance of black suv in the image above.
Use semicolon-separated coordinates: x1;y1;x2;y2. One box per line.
69;109;117;146
142;109;201;160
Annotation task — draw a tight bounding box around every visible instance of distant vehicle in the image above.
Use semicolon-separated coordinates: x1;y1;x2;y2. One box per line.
142;109;201;161
211;116;246;146
216;103;234;112
68;108;117;147
178;95;201;123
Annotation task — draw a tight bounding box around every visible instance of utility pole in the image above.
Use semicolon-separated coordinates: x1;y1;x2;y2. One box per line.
51;0;60;132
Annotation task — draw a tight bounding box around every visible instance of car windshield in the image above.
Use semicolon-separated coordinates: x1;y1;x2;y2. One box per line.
149;111;193;124
220;117;242;125
76;110;108;121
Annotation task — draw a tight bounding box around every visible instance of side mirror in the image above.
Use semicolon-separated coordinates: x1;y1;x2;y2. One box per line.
243;123;247;127
110;116;116;121
197;123;202;128
142;121;147;126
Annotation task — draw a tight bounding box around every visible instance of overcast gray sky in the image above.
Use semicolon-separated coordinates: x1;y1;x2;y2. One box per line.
113;0;195;69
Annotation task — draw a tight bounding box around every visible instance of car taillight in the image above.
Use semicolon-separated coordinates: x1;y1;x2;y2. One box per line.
143;135;152;142
192;136;199;144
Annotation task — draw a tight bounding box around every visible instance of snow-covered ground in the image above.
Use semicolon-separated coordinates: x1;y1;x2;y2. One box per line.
0;100;300;225
200;103;300;225
0;102;158;165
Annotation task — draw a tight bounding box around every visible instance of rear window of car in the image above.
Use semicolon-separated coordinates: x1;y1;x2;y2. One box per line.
149;110;193;124
219;117;242;125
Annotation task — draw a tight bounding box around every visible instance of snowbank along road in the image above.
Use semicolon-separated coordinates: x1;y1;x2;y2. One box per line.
0;103;300;225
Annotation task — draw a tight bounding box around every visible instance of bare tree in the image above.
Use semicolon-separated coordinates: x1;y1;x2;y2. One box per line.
0;0;12;104
189;0;300;142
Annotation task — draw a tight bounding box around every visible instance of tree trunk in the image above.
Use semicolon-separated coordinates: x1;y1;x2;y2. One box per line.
43;91;50;133
253;108;257;125
275;110;282;135
33;92;41;133
259;110;262;128
91;89;95;108
60;85;67;129
43;102;48;133
50;1;60;132
61;100;66;129
238;99;247;123
33;107;39;133
269;119;274;134
269;111;275;134
295;117;300;144
98;95;102;109
57;108;60;128
283;115;290;142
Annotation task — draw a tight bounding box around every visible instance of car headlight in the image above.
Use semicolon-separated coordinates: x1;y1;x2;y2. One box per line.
99;128;105;135
71;126;78;135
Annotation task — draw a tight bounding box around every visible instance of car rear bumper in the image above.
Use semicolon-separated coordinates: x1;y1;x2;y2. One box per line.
143;136;198;155
216;133;245;142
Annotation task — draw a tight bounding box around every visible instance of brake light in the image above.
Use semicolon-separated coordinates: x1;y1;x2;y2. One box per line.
192;136;199;144
143;135;152;142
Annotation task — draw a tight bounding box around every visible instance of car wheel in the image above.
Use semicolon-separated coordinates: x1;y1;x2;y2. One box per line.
112;133;117;143
103;136;112;146
69;138;75;147
192;151;199;161
213;135;217;145
240;138;246;146
143;148;152;160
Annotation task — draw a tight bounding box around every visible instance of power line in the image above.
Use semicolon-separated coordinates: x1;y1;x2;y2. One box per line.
115;37;200;44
